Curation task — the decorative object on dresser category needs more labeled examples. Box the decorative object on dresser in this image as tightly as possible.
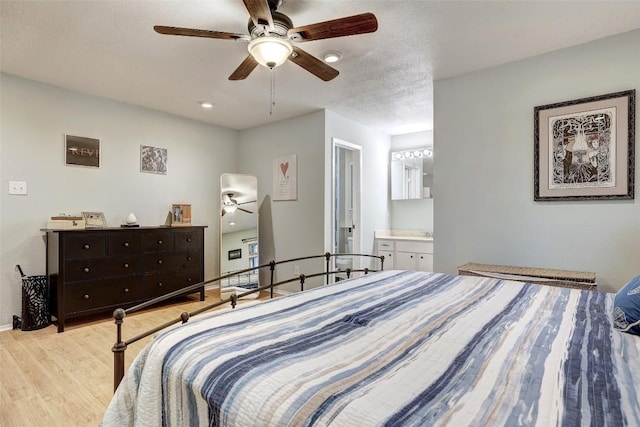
[47,215,86,230]
[171,204,192,226]
[457,262,596,290]
[43,226,206,332]
[121,212,139,228]
[81,211,107,228]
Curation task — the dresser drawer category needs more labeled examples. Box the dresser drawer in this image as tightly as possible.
[144,268,202,299]
[63,234,106,259]
[143,230,174,252]
[174,229,203,251]
[107,234,142,255]
[143,250,201,273]
[64,276,143,314]
[65,255,142,282]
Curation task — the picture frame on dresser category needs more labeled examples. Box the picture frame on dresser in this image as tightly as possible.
[534,89,635,201]
[82,211,107,228]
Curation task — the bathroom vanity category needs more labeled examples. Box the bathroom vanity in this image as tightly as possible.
[375,231,433,271]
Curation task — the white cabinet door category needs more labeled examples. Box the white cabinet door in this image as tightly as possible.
[378,251,394,270]
[417,253,433,272]
[395,252,417,270]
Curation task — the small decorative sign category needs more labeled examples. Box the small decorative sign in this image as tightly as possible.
[273,154,297,201]
[65,135,100,168]
[140,145,168,175]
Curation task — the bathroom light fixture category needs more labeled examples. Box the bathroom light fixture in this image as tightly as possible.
[322,51,342,63]
[199,101,213,109]
[248,37,293,68]
[392,148,434,160]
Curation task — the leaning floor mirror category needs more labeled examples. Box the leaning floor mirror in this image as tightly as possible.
[219,173,259,299]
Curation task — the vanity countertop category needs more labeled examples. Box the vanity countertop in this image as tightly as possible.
[375,230,433,242]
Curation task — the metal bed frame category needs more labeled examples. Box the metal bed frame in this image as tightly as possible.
[111,252,385,391]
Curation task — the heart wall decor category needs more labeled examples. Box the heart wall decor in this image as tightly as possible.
[273,154,297,201]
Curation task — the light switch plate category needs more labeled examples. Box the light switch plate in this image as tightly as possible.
[9,181,27,195]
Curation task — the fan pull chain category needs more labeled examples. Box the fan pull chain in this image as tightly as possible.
[269,69,276,115]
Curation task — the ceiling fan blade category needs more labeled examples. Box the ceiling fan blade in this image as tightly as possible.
[154,26,246,40]
[221,209,227,217]
[288,13,378,42]
[288,46,339,81]
[238,207,254,214]
[242,0,274,30]
[229,55,259,80]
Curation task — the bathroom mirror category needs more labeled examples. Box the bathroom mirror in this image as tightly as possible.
[219,173,258,298]
[391,148,433,200]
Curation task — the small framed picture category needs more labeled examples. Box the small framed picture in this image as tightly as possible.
[228,249,242,260]
[171,204,192,227]
[140,145,168,175]
[82,211,107,228]
[65,135,100,168]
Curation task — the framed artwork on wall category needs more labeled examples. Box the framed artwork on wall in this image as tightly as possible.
[140,145,168,175]
[228,248,242,260]
[65,134,100,168]
[534,89,635,201]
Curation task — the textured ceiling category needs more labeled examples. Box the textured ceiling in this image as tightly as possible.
[2,1,639,135]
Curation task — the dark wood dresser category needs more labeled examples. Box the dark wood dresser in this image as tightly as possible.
[44,226,206,332]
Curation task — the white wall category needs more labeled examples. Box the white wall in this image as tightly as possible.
[390,131,434,232]
[0,73,238,327]
[324,110,390,267]
[237,111,326,291]
[434,29,640,292]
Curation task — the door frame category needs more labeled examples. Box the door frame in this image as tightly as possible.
[331,138,363,271]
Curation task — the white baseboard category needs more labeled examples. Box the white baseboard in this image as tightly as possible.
[0,323,15,333]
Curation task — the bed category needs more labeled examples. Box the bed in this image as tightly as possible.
[101,269,640,426]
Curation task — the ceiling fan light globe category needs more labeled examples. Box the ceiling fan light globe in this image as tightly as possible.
[223,205,238,214]
[248,36,293,68]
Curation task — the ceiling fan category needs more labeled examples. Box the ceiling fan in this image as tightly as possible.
[154,0,378,81]
[222,193,255,216]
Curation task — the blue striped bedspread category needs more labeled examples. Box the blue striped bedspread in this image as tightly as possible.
[101,270,640,426]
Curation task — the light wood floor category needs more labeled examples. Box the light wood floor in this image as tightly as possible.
[0,289,268,426]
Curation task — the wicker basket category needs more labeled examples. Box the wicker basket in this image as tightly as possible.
[457,262,596,290]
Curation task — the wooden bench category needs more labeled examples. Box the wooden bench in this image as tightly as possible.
[457,262,596,291]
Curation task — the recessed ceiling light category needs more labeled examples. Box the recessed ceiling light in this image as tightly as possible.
[199,101,213,109]
[322,51,342,63]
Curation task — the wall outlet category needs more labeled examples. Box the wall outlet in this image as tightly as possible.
[9,181,27,195]
[294,265,300,275]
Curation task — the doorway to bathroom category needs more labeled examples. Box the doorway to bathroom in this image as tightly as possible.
[332,138,362,281]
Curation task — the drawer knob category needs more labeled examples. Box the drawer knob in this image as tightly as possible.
[83,244,90,250]
[187,278,192,282]
[157,240,163,245]
[124,288,129,293]
[157,282,163,287]
[123,242,129,247]
[187,238,192,242]
[83,294,90,300]
[157,259,163,265]
[410,255,414,259]
[83,267,90,273]
[123,263,129,268]
[187,256,192,261]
